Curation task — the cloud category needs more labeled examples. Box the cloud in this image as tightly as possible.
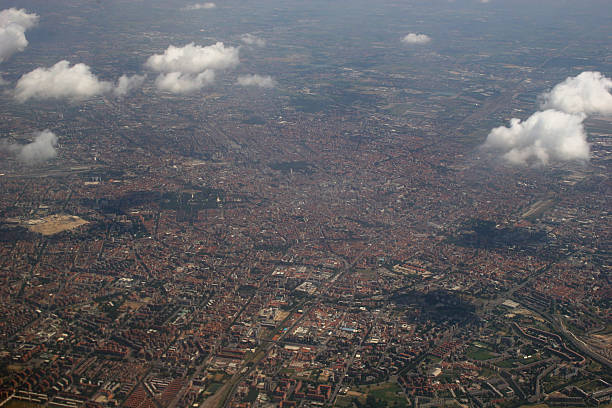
[401,33,431,45]
[483,110,589,166]
[15,61,113,102]
[114,74,145,97]
[146,42,239,93]
[155,70,215,94]
[17,130,58,164]
[540,71,612,116]
[0,8,39,63]
[1,130,58,165]
[241,34,266,47]
[146,42,239,74]
[237,74,276,88]
[482,72,612,166]
[14,61,144,102]
[0,8,38,28]
[182,2,216,10]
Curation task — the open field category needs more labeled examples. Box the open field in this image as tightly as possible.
[26,214,88,235]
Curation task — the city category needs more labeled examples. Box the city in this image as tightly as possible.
[0,0,610,407]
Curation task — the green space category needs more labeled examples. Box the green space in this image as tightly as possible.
[495,359,516,368]
[467,345,496,361]
[479,367,497,378]
[519,355,541,365]
[580,379,608,393]
[334,395,355,407]
[290,94,333,113]
[541,375,593,395]
[279,367,295,376]
[269,160,314,174]
[242,116,266,125]
[356,269,377,279]
[244,387,259,403]
[3,400,44,408]
[99,295,125,320]
[541,374,571,394]
[354,382,408,408]
[206,382,224,394]
[423,355,442,365]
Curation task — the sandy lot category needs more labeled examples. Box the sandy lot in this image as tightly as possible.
[26,214,88,235]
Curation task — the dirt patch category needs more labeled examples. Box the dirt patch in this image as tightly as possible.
[274,310,290,322]
[26,214,88,235]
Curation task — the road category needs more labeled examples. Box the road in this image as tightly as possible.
[550,313,612,370]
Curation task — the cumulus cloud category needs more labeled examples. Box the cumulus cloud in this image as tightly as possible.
[114,74,145,97]
[15,61,113,102]
[17,130,58,164]
[155,70,215,94]
[401,33,431,45]
[237,74,276,88]
[146,42,239,93]
[483,110,589,165]
[1,130,58,165]
[146,42,239,74]
[14,61,144,102]
[182,2,216,10]
[241,34,266,47]
[0,8,39,63]
[0,7,38,28]
[482,72,612,166]
[540,71,612,116]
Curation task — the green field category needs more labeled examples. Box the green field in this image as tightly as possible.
[467,346,496,360]
[206,382,224,394]
[495,359,517,368]
[355,382,408,408]
[3,400,44,408]
[335,395,355,407]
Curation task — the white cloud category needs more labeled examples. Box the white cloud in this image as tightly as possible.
[241,34,266,47]
[482,71,612,166]
[146,42,239,93]
[146,42,239,74]
[1,130,58,165]
[182,2,216,10]
[114,74,145,97]
[0,22,30,61]
[483,110,589,166]
[237,74,276,88]
[540,71,612,116]
[0,8,38,29]
[18,130,58,164]
[0,8,39,63]
[15,60,113,102]
[14,61,144,102]
[401,33,431,45]
[155,70,215,94]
